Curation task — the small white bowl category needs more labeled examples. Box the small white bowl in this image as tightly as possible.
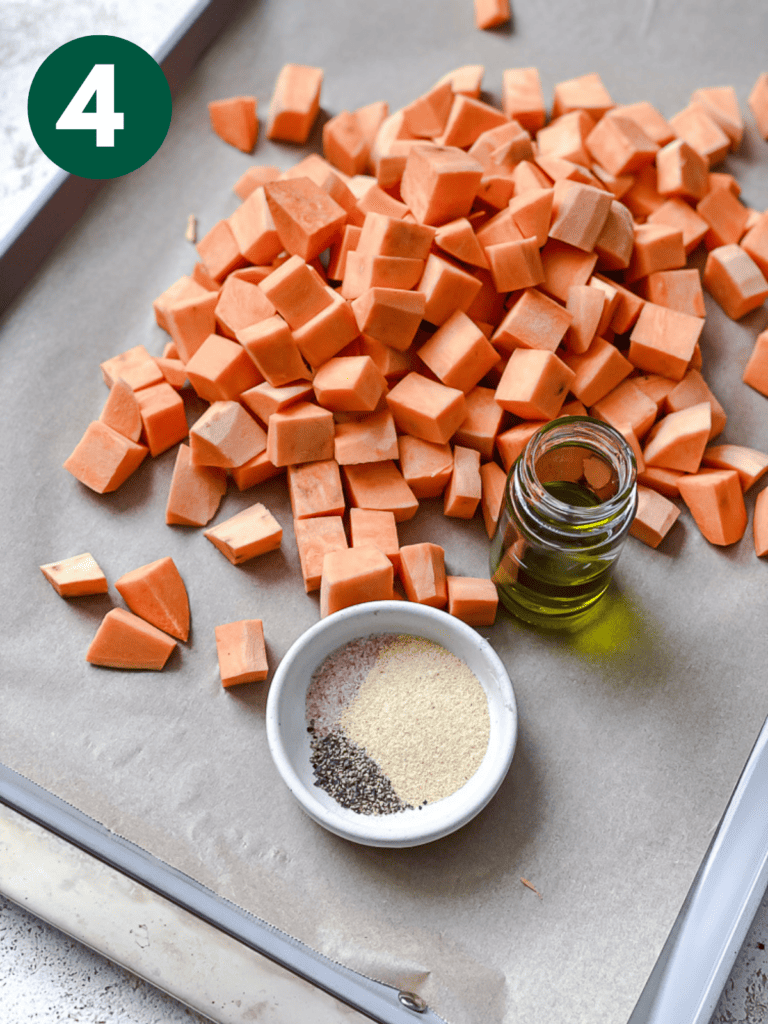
[265,601,517,848]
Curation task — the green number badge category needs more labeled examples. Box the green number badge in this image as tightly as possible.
[28,35,172,179]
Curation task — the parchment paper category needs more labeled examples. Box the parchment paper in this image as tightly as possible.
[2,2,768,1022]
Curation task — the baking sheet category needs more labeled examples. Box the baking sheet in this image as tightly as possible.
[2,1,768,1022]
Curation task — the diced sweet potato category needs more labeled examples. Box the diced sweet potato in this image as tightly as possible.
[444,445,482,519]
[64,421,148,493]
[334,410,399,465]
[492,288,573,355]
[99,377,142,442]
[561,337,632,408]
[320,546,394,617]
[215,619,268,686]
[643,402,712,473]
[446,576,498,625]
[204,503,283,564]
[190,401,266,468]
[312,356,386,412]
[452,385,506,459]
[349,507,400,575]
[86,608,176,671]
[115,557,190,642]
[701,444,768,491]
[495,349,575,420]
[209,96,258,153]
[501,68,546,133]
[266,64,323,143]
[677,468,747,545]
[342,460,419,522]
[480,460,507,538]
[417,310,499,392]
[703,244,768,320]
[294,516,348,591]
[398,542,447,607]
[386,371,467,444]
[400,145,484,226]
[397,435,454,498]
[287,459,345,519]
[266,400,335,467]
[754,488,768,557]
[185,334,262,403]
[264,178,346,262]
[629,484,681,549]
[165,443,226,526]
[628,301,703,381]
[40,553,108,597]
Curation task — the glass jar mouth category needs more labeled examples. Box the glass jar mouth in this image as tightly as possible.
[510,416,638,540]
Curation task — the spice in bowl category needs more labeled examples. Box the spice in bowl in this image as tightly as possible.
[306,633,490,815]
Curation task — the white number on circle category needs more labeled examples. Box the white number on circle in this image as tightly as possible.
[55,63,124,147]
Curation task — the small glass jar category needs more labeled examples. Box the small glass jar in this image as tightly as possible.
[489,416,638,630]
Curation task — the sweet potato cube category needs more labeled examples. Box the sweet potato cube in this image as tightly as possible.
[655,139,708,202]
[496,421,545,472]
[741,212,768,279]
[417,310,499,393]
[643,402,711,473]
[153,277,210,332]
[322,109,368,175]
[342,460,418,522]
[399,543,447,608]
[453,384,506,459]
[292,289,360,369]
[444,445,482,519]
[287,460,345,520]
[236,315,310,387]
[386,371,467,444]
[446,576,498,625]
[552,72,614,119]
[232,165,281,202]
[417,254,483,326]
[349,507,400,574]
[743,331,768,397]
[86,608,176,671]
[629,485,681,549]
[64,421,147,493]
[561,337,633,407]
[590,379,658,439]
[754,488,768,557]
[294,516,348,592]
[400,80,454,139]
[480,460,507,538]
[548,183,612,253]
[190,401,266,468]
[115,557,190,642]
[665,369,726,439]
[628,302,704,381]
[636,465,684,498]
[703,244,768,320]
[230,450,284,492]
[501,68,546,133]
[228,186,283,265]
[492,288,573,355]
[696,187,750,249]
[334,410,399,466]
[434,217,489,269]
[185,335,262,403]
[537,110,595,166]
[565,284,604,354]
[258,255,332,330]
[40,552,108,598]
[266,401,334,467]
[474,0,510,29]
[585,114,658,176]
[397,436,454,498]
[100,345,155,389]
[208,96,258,153]
[691,86,743,150]
[264,178,346,262]
[341,252,424,300]
[593,199,635,271]
[266,64,323,143]
[165,443,226,526]
[204,503,283,564]
[312,355,385,412]
[240,381,314,424]
[438,94,509,149]
[539,240,598,303]
[642,269,706,319]
[702,444,768,492]
[99,377,142,442]
[647,199,709,256]
[749,73,768,139]
[215,619,268,686]
[678,469,747,545]
[625,223,686,284]
[351,288,426,351]
[400,145,484,226]
[495,349,575,420]
[356,212,435,259]
[435,64,484,98]
[196,219,248,282]
[320,545,394,616]
[164,290,220,363]
[486,237,545,293]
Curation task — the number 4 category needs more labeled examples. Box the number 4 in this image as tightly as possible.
[56,64,124,147]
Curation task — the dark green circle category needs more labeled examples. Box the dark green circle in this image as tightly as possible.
[28,35,172,179]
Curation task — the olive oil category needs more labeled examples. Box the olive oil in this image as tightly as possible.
[490,418,637,630]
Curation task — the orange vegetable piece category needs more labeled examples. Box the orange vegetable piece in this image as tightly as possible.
[266,400,335,467]
[495,349,575,420]
[585,114,658,176]
[417,310,499,393]
[228,186,283,266]
[492,287,573,355]
[63,421,147,493]
[40,553,108,598]
[351,287,426,351]
[453,384,506,459]
[664,369,726,439]
[294,516,348,592]
[677,468,747,545]
[397,435,454,498]
[691,86,743,150]
[153,276,210,332]
[320,546,394,617]
[565,284,604,354]
[480,460,507,538]
[552,72,614,119]
[204,503,283,565]
[399,542,447,608]
[292,288,360,369]
[386,371,467,445]
[749,73,768,139]
[703,244,768,320]
[237,315,310,388]
[100,344,156,388]
[266,64,323,143]
[538,240,598,303]
[196,219,248,283]
[312,355,386,412]
[629,485,681,549]
[215,619,268,686]
[99,377,142,442]
[496,421,546,472]
[435,64,485,99]
[548,183,612,253]
[754,488,768,557]
[625,223,686,284]
[643,402,712,473]
[474,0,510,29]
[184,334,262,403]
[444,445,482,519]
[342,252,425,300]
[287,460,345,520]
[655,139,708,202]
[213,275,276,342]
[669,103,730,168]
[357,211,436,259]
[230,450,284,492]
[334,410,399,466]
[501,68,546,134]
[240,381,314,424]
[641,269,706,319]
[165,443,226,526]
[446,576,498,625]
[400,145,483,226]
[696,186,749,249]
[742,329,768,397]
[327,224,362,281]
[434,217,489,269]
[349,507,400,575]
[561,337,632,408]
[258,255,332,330]
[486,237,544,292]
[741,212,768,279]
[636,465,684,498]
[163,289,220,363]
[702,444,768,492]
[190,401,266,469]
[264,178,346,262]
[628,301,703,381]
[322,110,368,176]
[537,111,595,167]
[232,165,281,201]
[208,96,258,153]
[342,460,419,522]
[417,253,483,326]
[590,379,658,439]
[86,608,176,671]
[592,200,635,271]
[115,557,189,642]
[647,192,712,258]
